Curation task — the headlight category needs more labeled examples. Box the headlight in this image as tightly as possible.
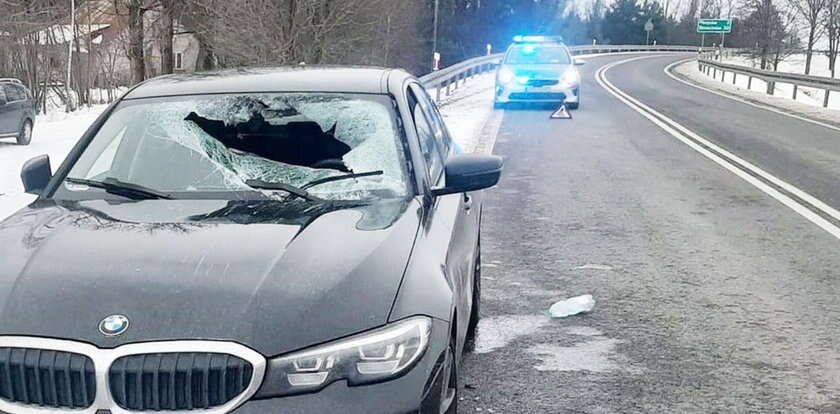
[561,69,579,86]
[265,317,431,396]
[497,67,514,84]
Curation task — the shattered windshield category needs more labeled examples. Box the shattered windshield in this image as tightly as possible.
[58,93,409,201]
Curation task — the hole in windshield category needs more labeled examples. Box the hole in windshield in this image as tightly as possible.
[59,93,409,201]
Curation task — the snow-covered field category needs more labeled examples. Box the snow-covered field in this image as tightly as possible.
[0,77,496,221]
[716,54,840,110]
[431,73,496,153]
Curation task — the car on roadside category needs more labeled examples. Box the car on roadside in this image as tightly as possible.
[0,78,36,145]
[0,66,501,414]
[494,36,584,109]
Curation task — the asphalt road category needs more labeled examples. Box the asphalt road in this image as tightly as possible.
[460,53,840,413]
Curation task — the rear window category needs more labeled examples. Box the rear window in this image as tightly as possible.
[504,45,571,65]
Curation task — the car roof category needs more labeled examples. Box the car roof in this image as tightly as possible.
[124,66,406,100]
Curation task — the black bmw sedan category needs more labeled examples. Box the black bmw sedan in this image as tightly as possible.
[0,67,501,413]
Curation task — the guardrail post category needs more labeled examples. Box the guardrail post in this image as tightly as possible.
[792,85,798,100]
[732,72,737,85]
[713,67,717,79]
[436,85,441,101]
[445,79,451,96]
[747,76,752,90]
[824,90,831,108]
[766,81,775,95]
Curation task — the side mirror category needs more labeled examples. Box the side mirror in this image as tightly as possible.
[574,58,587,66]
[432,154,503,197]
[21,155,52,195]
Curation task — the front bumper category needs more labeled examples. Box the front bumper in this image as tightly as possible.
[231,318,450,414]
[495,81,579,104]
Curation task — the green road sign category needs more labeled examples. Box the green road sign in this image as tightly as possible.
[697,19,732,33]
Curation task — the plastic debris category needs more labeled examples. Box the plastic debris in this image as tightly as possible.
[549,295,595,318]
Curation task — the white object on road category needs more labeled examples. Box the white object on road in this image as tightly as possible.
[549,295,595,318]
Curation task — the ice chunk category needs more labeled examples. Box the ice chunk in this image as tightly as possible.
[549,295,595,318]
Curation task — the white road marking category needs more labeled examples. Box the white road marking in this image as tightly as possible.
[596,56,840,241]
[663,58,840,134]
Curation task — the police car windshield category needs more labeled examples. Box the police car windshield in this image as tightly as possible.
[504,45,570,65]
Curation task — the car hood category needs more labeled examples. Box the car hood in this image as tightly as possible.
[501,63,573,79]
[0,197,421,356]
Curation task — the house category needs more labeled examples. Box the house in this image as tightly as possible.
[41,0,205,86]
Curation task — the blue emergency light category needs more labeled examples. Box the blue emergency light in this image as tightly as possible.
[513,35,563,43]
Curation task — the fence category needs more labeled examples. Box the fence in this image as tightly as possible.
[698,54,840,108]
[419,45,713,101]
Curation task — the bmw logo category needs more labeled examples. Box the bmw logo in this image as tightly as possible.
[99,315,130,337]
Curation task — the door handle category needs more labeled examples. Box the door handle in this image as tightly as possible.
[463,194,472,214]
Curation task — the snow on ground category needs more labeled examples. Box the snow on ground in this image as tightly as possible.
[0,105,107,220]
[0,77,497,221]
[428,72,496,153]
[674,60,840,128]
[714,54,840,111]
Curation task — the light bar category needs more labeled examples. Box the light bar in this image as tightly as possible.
[513,35,563,43]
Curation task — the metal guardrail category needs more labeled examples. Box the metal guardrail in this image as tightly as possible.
[568,45,713,54]
[419,54,503,101]
[419,45,713,101]
[698,54,840,107]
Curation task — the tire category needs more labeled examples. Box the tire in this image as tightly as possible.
[464,241,481,354]
[567,101,579,110]
[441,339,459,414]
[16,120,32,145]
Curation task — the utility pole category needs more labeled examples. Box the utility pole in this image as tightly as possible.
[432,0,439,71]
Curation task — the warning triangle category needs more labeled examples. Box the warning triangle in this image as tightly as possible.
[550,104,572,119]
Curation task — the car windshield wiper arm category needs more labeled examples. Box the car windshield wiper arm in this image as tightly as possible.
[244,179,320,201]
[65,177,174,200]
[301,170,384,191]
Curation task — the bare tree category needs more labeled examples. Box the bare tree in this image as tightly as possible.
[741,0,799,69]
[125,0,145,84]
[788,0,827,74]
[825,0,840,77]
[181,0,364,66]
[158,0,175,74]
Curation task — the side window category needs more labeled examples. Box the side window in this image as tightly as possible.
[16,86,30,101]
[12,86,26,102]
[2,85,18,102]
[410,84,453,156]
[407,87,444,184]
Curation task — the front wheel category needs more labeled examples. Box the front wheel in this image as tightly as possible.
[464,242,480,353]
[16,120,32,145]
[567,101,579,110]
[441,339,459,414]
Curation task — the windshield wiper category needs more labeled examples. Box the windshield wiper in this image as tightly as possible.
[301,170,384,191]
[65,177,174,200]
[244,179,320,201]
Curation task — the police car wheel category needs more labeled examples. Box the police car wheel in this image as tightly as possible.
[567,102,579,110]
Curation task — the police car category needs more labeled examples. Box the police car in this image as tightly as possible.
[494,36,584,109]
